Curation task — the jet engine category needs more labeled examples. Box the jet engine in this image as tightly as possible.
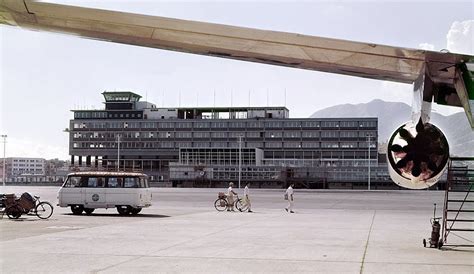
[387,119,449,189]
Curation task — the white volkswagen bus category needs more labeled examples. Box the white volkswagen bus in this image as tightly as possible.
[58,172,152,215]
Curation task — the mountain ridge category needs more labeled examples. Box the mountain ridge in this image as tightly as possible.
[310,100,474,156]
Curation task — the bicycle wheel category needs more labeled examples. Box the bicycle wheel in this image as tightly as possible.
[35,202,54,219]
[6,205,22,219]
[214,198,227,212]
[235,199,245,212]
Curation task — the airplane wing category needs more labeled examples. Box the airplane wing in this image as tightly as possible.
[1,0,473,128]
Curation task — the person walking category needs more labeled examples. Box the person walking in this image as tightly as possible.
[226,182,237,212]
[243,182,253,213]
[285,183,295,213]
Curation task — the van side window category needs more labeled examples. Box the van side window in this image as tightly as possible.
[80,177,89,187]
[97,177,105,187]
[139,178,148,188]
[87,177,98,187]
[107,177,121,188]
[124,177,138,188]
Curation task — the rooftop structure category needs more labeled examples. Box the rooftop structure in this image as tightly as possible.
[74,91,289,120]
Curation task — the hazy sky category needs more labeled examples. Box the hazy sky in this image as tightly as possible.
[0,0,473,160]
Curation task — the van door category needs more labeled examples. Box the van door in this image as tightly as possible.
[139,177,152,206]
[122,177,140,206]
[84,177,107,208]
[58,176,85,207]
[105,177,126,206]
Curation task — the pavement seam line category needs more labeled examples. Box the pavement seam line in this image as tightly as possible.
[15,251,474,267]
[92,255,142,274]
[360,210,376,274]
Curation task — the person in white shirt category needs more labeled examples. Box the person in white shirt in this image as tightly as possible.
[243,183,253,213]
[226,182,237,212]
[285,183,295,213]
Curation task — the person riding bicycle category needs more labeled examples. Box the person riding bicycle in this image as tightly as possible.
[226,182,237,212]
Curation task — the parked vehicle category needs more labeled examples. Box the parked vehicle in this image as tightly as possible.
[1,192,54,220]
[58,172,152,215]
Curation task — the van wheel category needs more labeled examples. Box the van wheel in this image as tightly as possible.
[84,208,95,215]
[71,205,84,215]
[117,206,131,215]
[130,208,142,215]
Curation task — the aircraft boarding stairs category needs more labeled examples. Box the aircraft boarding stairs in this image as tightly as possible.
[441,157,474,248]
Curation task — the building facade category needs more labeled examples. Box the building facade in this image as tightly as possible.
[4,157,46,177]
[0,158,69,183]
[69,91,381,188]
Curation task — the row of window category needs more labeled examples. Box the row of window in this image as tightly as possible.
[12,159,43,163]
[73,120,377,130]
[74,112,108,119]
[12,164,43,167]
[64,176,148,188]
[12,168,44,171]
[72,141,377,149]
[72,130,376,139]
[74,112,143,119]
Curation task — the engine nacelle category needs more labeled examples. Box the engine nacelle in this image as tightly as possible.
[387,120,449,189]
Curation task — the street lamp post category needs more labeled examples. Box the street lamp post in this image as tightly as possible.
[367,134,372,191]
[238,134,243,189]
[1,135,7,188]
[116,134,121,172]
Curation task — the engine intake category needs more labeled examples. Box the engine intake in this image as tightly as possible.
[387,119,449,189]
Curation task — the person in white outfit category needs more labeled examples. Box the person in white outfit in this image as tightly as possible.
[226,182,237,212]
[285,183,295,213]
[243,183,253,213]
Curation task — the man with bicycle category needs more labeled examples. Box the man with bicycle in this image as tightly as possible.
[226,182,238,212]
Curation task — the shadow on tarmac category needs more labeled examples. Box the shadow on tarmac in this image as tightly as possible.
[440,247,474,253]
[61,213,170,218]
[1,218,45,222]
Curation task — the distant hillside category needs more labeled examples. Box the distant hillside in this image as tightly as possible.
[310,99,474,157]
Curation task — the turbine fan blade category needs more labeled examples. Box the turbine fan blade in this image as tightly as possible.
[390,144,404,152]
[416,118,425,133]
[412,159,421,177]
[399,128,414,143]
[428,161,438,172]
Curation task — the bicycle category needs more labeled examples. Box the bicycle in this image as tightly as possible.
[2,193,54,220]
[214,192,244,212]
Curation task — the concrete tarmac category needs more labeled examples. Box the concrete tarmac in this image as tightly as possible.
[1,186,473,273]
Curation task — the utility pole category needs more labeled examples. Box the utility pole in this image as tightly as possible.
[117,134,121,172]
[367,134,371,191]
[1,134,7,188]
[238,134,243,189]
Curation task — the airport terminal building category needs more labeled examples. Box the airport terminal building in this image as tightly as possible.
[69,91,388,188]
